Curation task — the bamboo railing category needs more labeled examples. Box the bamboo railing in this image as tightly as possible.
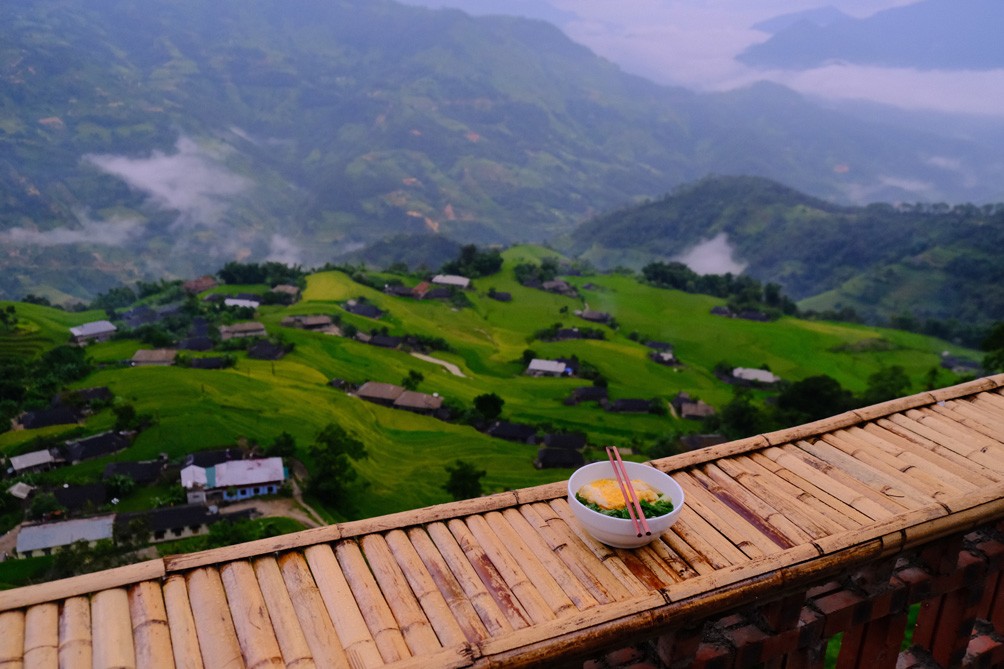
[1,374,1003,668]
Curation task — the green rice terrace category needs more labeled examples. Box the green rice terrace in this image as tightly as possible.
[0,246,983,563]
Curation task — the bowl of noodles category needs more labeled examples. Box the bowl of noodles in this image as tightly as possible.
[567,460,684,548]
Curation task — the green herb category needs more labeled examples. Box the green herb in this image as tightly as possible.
[576,494,674,519]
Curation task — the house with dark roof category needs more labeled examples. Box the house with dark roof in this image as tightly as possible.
[534,447,585,469]
[15,405,81,430]
[368,334,402,349]
[183,448,244,469]
[219,322,266,340]
[103,459,166,485]
[130,349,178,367]
[541,432,587,451]
[710,305,733,317]
[488,291,512,302]
[178,336,214,351]
[607,398,654,413]
[383,284,416,298]
[62,431,130,464]
[183,275,218,294]
[651,350,678,366]
[247,340,287,360]
[116,504,226,544]
[344,300,383,319]
[678,434,728,451]
[541,280,576,297]
[187,357,229,370]
[121,306,158,329]
[15,515,115,558]
[578,309,610,324]
[486,422,537,444]
[281,315,334,331]
[355,382,405,407]
[52,483,108,513]
[53,386,113,408]
[564,386,609,406]
[271,284,301,302]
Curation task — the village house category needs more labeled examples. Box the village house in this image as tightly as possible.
[182,275,217,294]
[103,459,167,486]
[180,457,286,504]
[13,405,81,431]
[564,386,609,406]
[281,314,334,331]
[488,290,512,302]
[486,421,537,444]
[541,279,576,297]
[526,358,567,377]
[183,448,245,469]
[431,274,471,289]
[15,515,115,558]
[247,340,287,360]
[672,392,717,420]
[52,483,108,514]
[383,284,416,298]
[607,398,655,413]
[187,356,229,369]
[651,350,678,366]
[6,481,34,501]
[270,284,301,302]
[130,348,178,367]
[69,320,117,345]
[344,300,384,319]
[7,449,61,476]
[219,322,267,340]
[224,297,260,310]
[540,432,587,451]
[63,431,130,464]
[733,367,782,385]
[355,382,405,407]
[116,505,231,544]
[534,447,585,469]
[393,391,443,415]
[578,309,611,324]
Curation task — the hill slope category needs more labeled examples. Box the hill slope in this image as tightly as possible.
[3,0,1004,302]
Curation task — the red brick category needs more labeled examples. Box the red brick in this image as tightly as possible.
[714,613,746,629]
[606,647,645,666]
[806,581,843,599]
[693,641,732,669]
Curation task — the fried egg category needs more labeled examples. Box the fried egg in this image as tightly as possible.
[577,478,660,510]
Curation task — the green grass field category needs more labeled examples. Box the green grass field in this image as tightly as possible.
[0,250,980,522]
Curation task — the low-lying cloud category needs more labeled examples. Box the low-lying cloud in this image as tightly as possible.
[84,136,249,228]
[0,211,145,247]
[674,232,747,275]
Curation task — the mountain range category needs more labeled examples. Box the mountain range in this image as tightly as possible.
[2,0,1003,315]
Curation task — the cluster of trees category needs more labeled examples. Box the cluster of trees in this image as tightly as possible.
[217,261,306,287]
[0,346,92,431]
[513,257,559,286]
[439,244,503,278]
[641,261,797,318]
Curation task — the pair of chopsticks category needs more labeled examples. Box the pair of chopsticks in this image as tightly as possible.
[605,446,651,537]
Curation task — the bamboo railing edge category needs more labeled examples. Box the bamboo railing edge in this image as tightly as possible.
[1,373,1001,614]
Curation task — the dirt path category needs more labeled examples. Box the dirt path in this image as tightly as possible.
[227,475,326,528]
[411,352,466,377]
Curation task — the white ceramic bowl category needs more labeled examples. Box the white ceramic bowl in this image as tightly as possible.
[567,460,685,548]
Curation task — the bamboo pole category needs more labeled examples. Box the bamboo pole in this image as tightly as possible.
[936,400,1004,436]
[669,511,749,567]
[58,596,91,669]
[128,581,174,669]
[849,425,983,492]
[0,560,165,614]
[883,414,1001,470]
[335,541,410,664]
[652,528,715,576]
[836,427,968,495]
[545,499,649,596]
[219,561,284,669]
[908,408,1004,453]
[875,417,1004,481]
[405,526,494,643]
[383,530,468,648]
[0,610,24,669]
[515,503,630,604]
[423,522,518,637]
[251,557,316,669]
[23,602,58,669]
[160,575,203,669]
[445,518,541,626]
[277,552,350,669]
[768,445,904,518]
[357,534,442,655]
[737,454,860,531]
[469,512,575,619]
[185,568,242,669]
[674,471,771,558]
[91,589,136,669]
[303,544,384,669]
[500,507,600,611]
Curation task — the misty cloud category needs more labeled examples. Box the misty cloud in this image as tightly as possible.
[0,212,145,248]
[266,234,306,266]
[674,233,747,275]
[85,137,249,228]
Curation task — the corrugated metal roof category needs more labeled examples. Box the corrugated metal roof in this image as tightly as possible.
[1,375,1003,668]
[8,449,56,472]
[15,515,115,554]
[68,320,117,338]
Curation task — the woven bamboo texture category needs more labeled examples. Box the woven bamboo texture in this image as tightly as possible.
[2,375,1004,668]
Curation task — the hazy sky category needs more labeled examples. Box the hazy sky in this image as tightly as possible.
[400,0,1004,116]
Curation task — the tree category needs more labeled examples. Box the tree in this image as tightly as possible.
[443,460,486,501]
[705,387,772,440]
[265,432,296,458]
[861,366,911,405]
[402,370,424,391]
[113,403,137,430]
[775,375,853,425]
[982,322,1004,373]
[307,423,368,514]
[473,393,504,422]
[105,474,136,500]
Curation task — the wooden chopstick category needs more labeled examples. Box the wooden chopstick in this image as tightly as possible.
[606,446,651,537]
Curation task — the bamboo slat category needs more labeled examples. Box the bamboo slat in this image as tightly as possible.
[516,503,631,604]
[442,519,536,628]
[185,568,242,669]
[821,432,957,501]
[335,541,411,664]
[160,575,203,669]
[694,464,811,547]
[219,561,284,669]
[668,511,749,567]
[91,589,135,669]
[57,596,90,669]
[276,552,351,669]
[0,610,24,669]
[422,523,517,637]
[128,581,173,669]
[251,557,316,669]
[874,417,1004,481]
[357,534,442,655]
[909,408,1004,452]
[849,424,983,492]
[471,512,575,619]
[545,499,650,595]
[673,472,771,558]
[715,458,841,537]
[736,454,860,532]
[23,603,57,669]
[937,400,1004,436]
[773,444,906,518]
[884,414,1001,470]
[383,530,468,648]
[500,507,600,611]
[303,544,383,669]
[0,560,165,614]
[654,527,718,576]
[404,527,495,642]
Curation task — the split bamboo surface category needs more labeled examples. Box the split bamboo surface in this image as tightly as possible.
[2,375,1004,669]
